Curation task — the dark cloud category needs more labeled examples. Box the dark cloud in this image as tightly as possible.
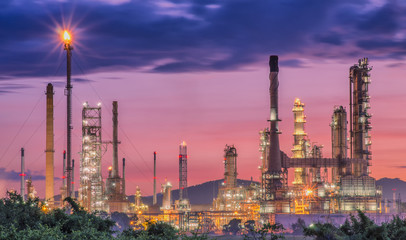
[314,32,343,46]
[386,62,406,68]
[73,78,93,83]
[356,2,400,34]
[0,0,405,76]
[0,83,31,94]
[0,168,47,181]
[279,59,306,68]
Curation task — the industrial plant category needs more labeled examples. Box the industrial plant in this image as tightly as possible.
[11,29,388,233]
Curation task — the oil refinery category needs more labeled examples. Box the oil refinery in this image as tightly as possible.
[12,30,385,232]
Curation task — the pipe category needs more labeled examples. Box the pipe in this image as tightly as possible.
[64,39,73,198]
[268,55,282,173]
[122,158,126,196]
[20,148,25,201]
[264,55,283,200]
[63,150,66,190]
[71,159,74,198]
[153,152,157,205]
[112,101,119,178]
[45,83,54,203]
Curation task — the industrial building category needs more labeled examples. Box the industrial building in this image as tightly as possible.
[79,102,105,211]
[259,56,381,217]
[30,30,385,233]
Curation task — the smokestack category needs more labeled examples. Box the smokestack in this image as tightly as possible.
[20,148,25,201]
[179,141,188,200]
[45,83,54,204]
[64,32,73,198]
[153,152,157,205]
[71,159,74,198]
[112,101,119,178]
[265,55,282,200]
[268,55,282,172]
[122,158,126,196]
[63,150,66,189]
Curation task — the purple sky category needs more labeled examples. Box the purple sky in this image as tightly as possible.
[0,0,406,198]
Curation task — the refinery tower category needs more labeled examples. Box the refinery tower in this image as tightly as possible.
[175,141,191,211]
[260,56,380,216]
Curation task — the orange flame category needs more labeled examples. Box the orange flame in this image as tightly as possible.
[63,31,71,43]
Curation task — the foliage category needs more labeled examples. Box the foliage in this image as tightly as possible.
[179,231,209,240]
[243,222,285,240]
[223,218,242,235]
[0,192,115,240]
[119,220,178,239]
[291,217,305,235]
[303,210,406,240]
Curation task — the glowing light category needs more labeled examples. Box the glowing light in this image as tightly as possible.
[305,189,313,196]
[108,166,112,171]
[63,31,71,43]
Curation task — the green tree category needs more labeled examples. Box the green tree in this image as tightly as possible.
[243,222,285,240]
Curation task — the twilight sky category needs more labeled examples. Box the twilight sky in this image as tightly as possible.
[0,0,405,198]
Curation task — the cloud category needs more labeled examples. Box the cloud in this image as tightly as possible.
[0,83,31,95]
[73,78,93,83]
[0,0,405,76]
[279,59,306,68]
[0,168,47,181]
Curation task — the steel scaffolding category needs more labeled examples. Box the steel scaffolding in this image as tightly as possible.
[80,102,104,212]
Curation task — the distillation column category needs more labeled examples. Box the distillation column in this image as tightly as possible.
[45,83,55,204]
[224,145,237,188]
[292,98,309,186]
[350,58,372,176]
[331,106,348,183]
[162,180,172,210]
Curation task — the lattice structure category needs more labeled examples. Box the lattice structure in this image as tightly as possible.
[224,145,237,188]
[80,102,104,212]
[350,58,372,176]
[292,98,311,186]
[179,141,188,200]
[331,106,348,183]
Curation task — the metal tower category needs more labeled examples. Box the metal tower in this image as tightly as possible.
[179,141,188,200]
[153,151,157,205]
[224,145,237,188]
[349,58,372,176]
[45,83,55,204]
[292,98,310,186]
[331,106,348,183]
[105,101,128,213]
[63,31,73,198]
[264,55,283,201]
[80,102,104,211]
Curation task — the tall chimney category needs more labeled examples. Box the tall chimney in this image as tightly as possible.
[153,151,157,205]
[20,148,25,201]
[63,150,66,190]
[122,158,126,196]
[45,83,54,203]
[64,33,73,198]
[71,159,75,198]
[266,55,282,200]
[112,101,119,178]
